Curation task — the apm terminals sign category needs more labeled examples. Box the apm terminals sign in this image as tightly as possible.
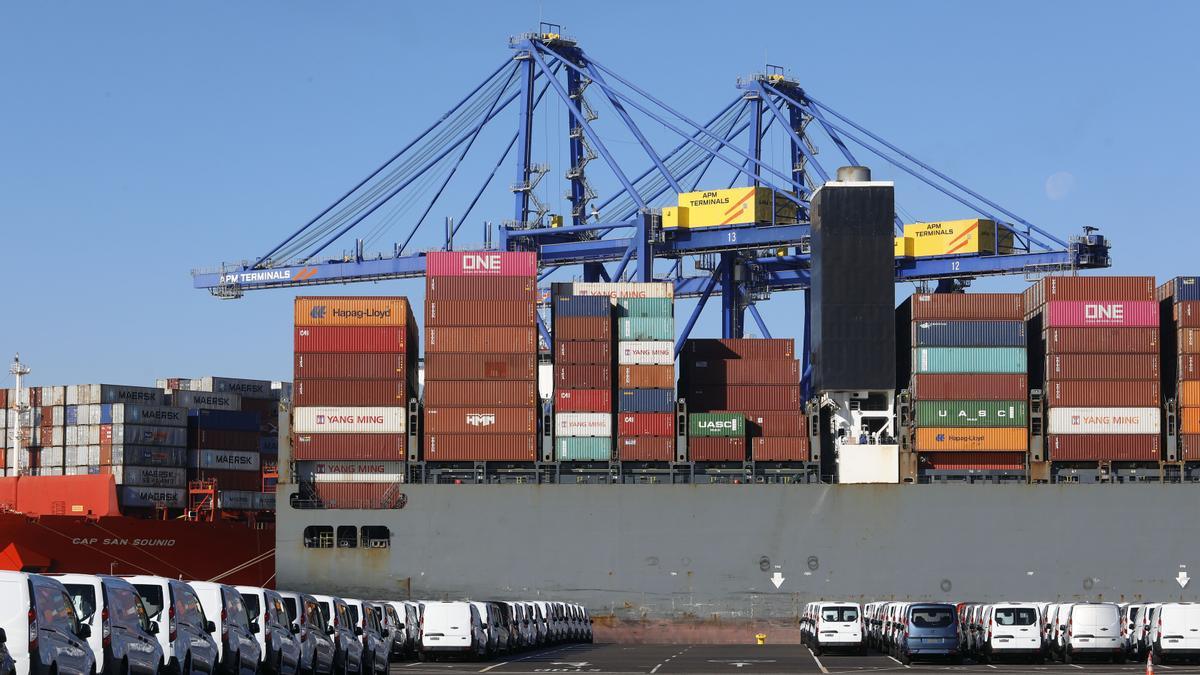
[219,266,319,285]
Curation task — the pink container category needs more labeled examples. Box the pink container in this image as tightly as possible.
[425,251,537,277]
[1044,301,1158,327]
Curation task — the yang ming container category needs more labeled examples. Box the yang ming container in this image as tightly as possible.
[1044,327,1160,354]
[681,338,795,360]
[423,353,537,381]
[555,437,612,461]
[617,317,674,341]
[914,401,1027,427]
[427,300,536,327]
[554,389,612,413]
[425,407,536,434]
[1047,434,1161,461]
[423,433,537,461]
[910,293,1024,320]
[1047,380,1160,407]
[688,437,745,461]
[915,428,1028,452]
[912,321,1025,347]
[1046,407,1161,434]
[913,347,1026,374]
[295,326,407,353]
[568,281,674,301]
[294,353,410,380]
[554,413,613,437]
[422,381,537,407]
[910,374,1028,400]
[292,407,406,434]
[616,341,674,366]
[1045,354,1159,380]
[426,327,537,353]
[617,389,675,413]
[425,276,536,301]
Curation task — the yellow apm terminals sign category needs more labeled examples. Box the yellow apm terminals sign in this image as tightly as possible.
[669,187,798,229]
[902,219,1014,257]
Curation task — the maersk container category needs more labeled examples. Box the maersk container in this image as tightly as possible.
[189,449,262,472]
[1046,407,1161,434]
[100,404,187,427]
[617,389,675,413]
[118,486,186,509]
[617,317,674,341]
[105,466,186,488]
[189,376,278,400]
[555,437,612,461]
[616,297,673,318]
[554,413,613,438]
[67,384,164,406]
[617,341,674,366]
[64,406,78,426]
[914,401,1027,428]
[912,320,1025,347]
[171,390,243,412]
[105,446,186,467]
[1044,300,1158,328]
[189,409,261,432]
[292,407,406,434]
[104,425,188,447]
[217,490,264,511]
[553,295,611,318]
[913,347,1026,374]
[688,413,745,438]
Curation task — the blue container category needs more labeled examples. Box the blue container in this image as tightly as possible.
[913,347,1027,374]
[618,388,675,413]
[554,295,611,318]
[913,320,1025,347]
[259,435,280,452]
[1172,277,1200,302]
[188,409,261,432]
[65,405,79,426]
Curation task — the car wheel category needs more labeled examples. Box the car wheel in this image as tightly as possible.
[900,651,912,666]
[1063,647,1072,664]
[811,645,821,657]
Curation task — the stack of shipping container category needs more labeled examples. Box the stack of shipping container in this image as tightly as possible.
[552,289,614,461]
[292,297,417,507]
[902,293,1029,474]
[423,251,540,462]
[1157,277,1199,461]
[1027,277,1162,463]
[681,338,807,462]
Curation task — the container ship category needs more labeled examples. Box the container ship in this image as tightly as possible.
[0,368,282,587]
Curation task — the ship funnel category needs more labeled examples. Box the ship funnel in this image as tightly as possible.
[836,165,871,182]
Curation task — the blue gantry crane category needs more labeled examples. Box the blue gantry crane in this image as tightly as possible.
[192,24,1111,383]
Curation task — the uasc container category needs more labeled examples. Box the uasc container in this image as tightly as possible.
[688,412,745,438]
[914,401,1027,428]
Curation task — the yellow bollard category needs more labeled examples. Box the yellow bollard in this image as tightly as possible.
[755,633,766,645]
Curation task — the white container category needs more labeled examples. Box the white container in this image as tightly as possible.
[118,486,186,508]
[1048,407,1161,434]
[51,406,65,426]
[567,281,674,302]
[312,471,404,483]
[296,460,406,482]
[171,390,242,411]
[70,384,165,406]
[292,407,407,434]
[108,466,187,488]
[41,387,66,406]
[217,490,260,510]
[555,413,613,438]
[617,341,675,365]
[189,449,262,472]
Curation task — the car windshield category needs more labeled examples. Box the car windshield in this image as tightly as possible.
[995,607,1037,626]
[317,601,331,623]
[911,607,954,628]
[64,584,97,622]
[134,584,165,620]
[283,597,297,623]
[242,594,261,620]
[822,606,859,622]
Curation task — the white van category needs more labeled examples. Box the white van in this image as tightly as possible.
[980,603,1042,662]
[1153,602,1200,662]
[0,572,96,675]
[189,582,260,675]
[1061,602,1125,663]
[54,574,163,675]
[419,602,485,661]
[809,602,863,655]
[235,587,300,675]
[123,576,219,675]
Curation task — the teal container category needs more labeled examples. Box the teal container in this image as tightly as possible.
[617,297,674,318]
[556,437,612,461]
[913,347,1027,374]
[618,317,674,341]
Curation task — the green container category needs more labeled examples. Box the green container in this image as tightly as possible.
[555,437,612,461]
[617,297,674,318]
[618,317,674,341]
[914,400,1027,428]
[913,347,1026,374]
[689,412,745,438]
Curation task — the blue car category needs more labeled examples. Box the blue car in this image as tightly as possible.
[899,603,962,665]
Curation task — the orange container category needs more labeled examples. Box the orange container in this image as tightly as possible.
[618,365,675,389]
[915,427,1028,452]
[1182,407,1200,435]
[294,296,412,327]
[1181,381,1200,407]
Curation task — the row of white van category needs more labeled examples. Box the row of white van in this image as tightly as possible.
[0,570,593,675]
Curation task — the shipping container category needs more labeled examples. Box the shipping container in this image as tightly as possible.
[1184,355,1200,380]
[104,446,187,467]
[555,341,612,365]
[187,376,279,399]
[1044,327,1160,354]
[683,359,799,385]
[1179,302,1200,329]
[294,297,411,327]
[1047,380,1160,407]
[1181,381,1200,407]
[741,412,806,438]
[171,390,243,412]
[101,425,188,447]
[294,379,408,406]
[1158,277,1200,302]
[616,297,673,318]
[425,407,537,434]
[918,452,1025,471]
[688,437,746,462]
[423,433,537,461]
[555,437,612,462]
[910,293,1024,320]
[682,338,795,360]
[910,374,1029,400]
[425,250,537,277]
[423,353,537,381]
[1027,276,1155,306]
[117,486,186,509]
[914,428,1029,452]
[294,353,410,380]
[68,384,164,406]
[616,341,674,366]
[98,466,186,488]
[554,389,612,413]
[1182,435,1200,462]
[914,401,1027,428]
[1044,300,1158,328]
[189,409,261,432]
[295,326,407,353]
[553,295,611,318]
[295,460,406,481]
[425,275,537,301]
[554,413,613,438]
[188,468,263,492]
[1047,407,1161,434]
[1182,329,1200,355]
[616,436,675,461]
[617,317,674,341]
[912,320,1025,347]
[688,412,745,438]
[617,389,676,413]
[554,365,611,390]
[188,449,262,472]
[617,413,674,437]
[567,282,674,301]
[99,404,188,427]
[617,365,675,389]
[1182,407,1200,435]
[1047,434,1161,461]
[686,386,801,412]
[190,429,261,452]
[422,380,538,407]
[1045,354,1159,380]
[913,347,1027,374]
[426,326,537,354]
[553,317,612,342]
[290,433,405,461]
[309,482,404,510]
[292,407,406,434]
[217,490,270,511]
[751,437,810,462]
[427,300,536,327]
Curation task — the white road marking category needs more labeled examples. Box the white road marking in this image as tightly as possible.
[649,664,662,674]
[807,647,829,674]
[987,665,998,669]
[477,661,509,673]
[1069,664,1083,669]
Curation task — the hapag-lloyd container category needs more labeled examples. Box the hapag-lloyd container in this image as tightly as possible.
[554,365,611,389]
[424,353,537,381]
[425,407,536,434]
[617,389,675,413]
[1048,380,1160,407]
[912,321,1025,347]
[914,401,1027,428]
[426,300,536,327]
[617,413,674,437]
[554,389,612,413]
[554,317,612,341]
[294,297,412,327]
[556,341,612,365]
[919,452,1025,471]
[617,317,674,341]
[1044,327,1160,354]
[1178,301,1200,328]
[1044,301,1158,327]
[425,250,537,277]
[914,347,1027,374]
[618,365,674,389]
[689,437,746,461]
[910,374,1029,401]
[1046,407,1161,434]
[294,380,407,406]
[1047,434,1161,461]
[688,386,802,412]
[1045,354,1159,380]
[426,327,537,353]
[915,428,1028,451]
[290,433,405,461]
[423,433,537,461]
[425,276,536,301]
[617,436,675,461]
[99,404,187,427]
[295,326,407,353]
[555,437,612,461]
[189,449,262,472]
[616,341,674,365]
[292,407,406,434]
[751,437,809,461]
[568,282,674,301]
[682,338,794,360]
[684,359,800,385]
[910,293,1024,320]
[294,353,409,380]
[422,381,537,407]
[688,412,744,438]
[554,413,613,437]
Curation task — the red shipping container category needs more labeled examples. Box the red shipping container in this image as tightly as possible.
[1044,301,1157,328]
[751,437,810,462]
[423,354,537,381]
[192,429,261,452]
[426,300,536,327]
[1179,302,1200,329]
[1182,435,1200,462]
[687,386,801,412]
[618,413,674,437]
[1181,329,1200,354]
[1045,354,1159,380]
[554,365,611,390]
[555,390,612,413]
[684,359,799,385]
[425,326,537,354]
[1047,434,1161,461]
[240,398,280,417]
[617,436,675,462]
[190,469,262,492]
[425,251,537,277]
[910,374,1028,400]
[1184,355,1200,381]
[294,353,409,380]
[617,365,675,389]
[554,317,612,341]
[291,433,406,461]
[1028,276,1155,307]
[295,326,407,353]
[689,437,746,461]
[1044,327,1159,354]
[555,340,612,365]
[0,389,6,408]
[682,339,794,360]
[422,381,538,407]
[426,276,537,301]
[423,433,537,461]
[910,293,1024,320]
[294,379,408,406]
[1046,380,1159,407]
[424,407,536,434]
[739,412,807,438]
[311,482,404,510]
[918,452,1025,471]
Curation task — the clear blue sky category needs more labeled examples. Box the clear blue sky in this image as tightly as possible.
[3,1,1198,387]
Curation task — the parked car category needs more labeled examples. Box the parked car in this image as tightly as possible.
[1152,602,1200,663]
[275,592,333,675]
[1059,602,1125,664]
[418,602,486,661]
[310,596,360,675]
[1,627,15,675]
[377,603,405,661]
[895,603,960,665]
[978,603,1042,663]
[124,576,219,675]
[809,602,863,656]
[236,587,300,675]
[188,582,260,675]
[0,571,97,675]
[342,601,386,675]
[55,574,164,675]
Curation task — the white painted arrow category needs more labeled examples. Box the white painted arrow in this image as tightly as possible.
[1177,571,1191,588]
[552,663,591,669]
[770,571,785,588]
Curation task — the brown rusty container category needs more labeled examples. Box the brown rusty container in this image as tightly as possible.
[423,353,537,381]
[293,379,408,406]
[919,452,1025,471]
[751,437,810,462]
[422,380,538,407]
[686,385,801,412]
[1044,327,1160,354]
[616,436,675,461]
[189,469,262,492]
[1046,380,1160,407]
[618,365,675,389]
[291,433,405,461]
[683,359,799,385]
[1183,355,1200,381]
[681,338,794,360]
[191,429,261,452]
[1181,329,1200,354]
[1182,435,1200,462]
[424,407,537,434]
[688,437,746,462]
[617,413,675,437]
[295,326,408,353]
[425,276,537,301]
[1026,276,1156,310]
[910,293,1024,320]
[1045,354,1159,380]
[1047,434,1161,461]
[554,316,612,341]
[425,326,537,353]
[555,340,612,365]
[738,412,807,438]
[294,353,409,380]
[1179,302,1200,329]
[426,300,536,327]
[554,365,612,390]
[423,433,537,462]
[910,374,1028,400]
